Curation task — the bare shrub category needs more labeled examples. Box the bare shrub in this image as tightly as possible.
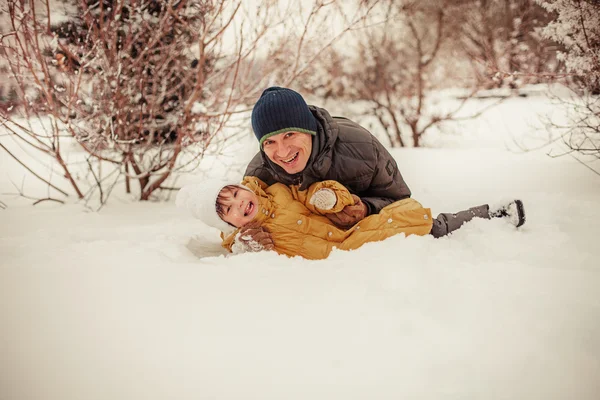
[1,0,385,205]
[317,0,497,147]
[455,0,560,88]
[557,93,600,158]
[0,0,282,205]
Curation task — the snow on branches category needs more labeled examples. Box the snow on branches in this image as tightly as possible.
[535,0,600,157]
[0,0,281,204]
[537,0,600,93]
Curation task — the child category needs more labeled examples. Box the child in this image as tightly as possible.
[177,176,525,260]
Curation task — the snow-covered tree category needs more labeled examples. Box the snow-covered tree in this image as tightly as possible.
[537,0,600,93]
[535,0,600,158]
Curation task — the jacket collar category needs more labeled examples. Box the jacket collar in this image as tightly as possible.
[245,179,276,226]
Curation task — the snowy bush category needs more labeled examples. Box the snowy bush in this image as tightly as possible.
[0,0,284,204]
[1,0,385,205]
[48,0,231,200]
[537,0,600,93]
[535,0,600,157]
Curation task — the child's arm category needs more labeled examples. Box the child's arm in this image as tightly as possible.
[220,230,236,253]
[292,181,355,215]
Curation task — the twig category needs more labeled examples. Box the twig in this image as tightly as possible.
[0,143,69,197]
[5,179,66,205]
[33,197,65,205]
[86,157,104,204]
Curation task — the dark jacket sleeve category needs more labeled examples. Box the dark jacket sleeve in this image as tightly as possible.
[360,137,411,215]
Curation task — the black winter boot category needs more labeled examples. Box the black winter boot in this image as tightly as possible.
[489,200,526,227]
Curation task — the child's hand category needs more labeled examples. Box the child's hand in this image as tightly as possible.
[309,188,337,210]
[232,222,274,253]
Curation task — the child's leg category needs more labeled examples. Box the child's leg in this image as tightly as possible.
[430,204,490,238]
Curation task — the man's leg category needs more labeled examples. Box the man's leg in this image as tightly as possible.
[430,205,490,238]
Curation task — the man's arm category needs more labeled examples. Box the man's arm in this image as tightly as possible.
[324,194,368,229]
[360,137,411,214]
[323,136,409,228]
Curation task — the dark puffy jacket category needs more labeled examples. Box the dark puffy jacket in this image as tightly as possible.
[244,106,411,215]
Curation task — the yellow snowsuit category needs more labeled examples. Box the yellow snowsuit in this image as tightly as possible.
[221,177,433,260]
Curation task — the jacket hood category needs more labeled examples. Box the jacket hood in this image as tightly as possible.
[259,106,339,189]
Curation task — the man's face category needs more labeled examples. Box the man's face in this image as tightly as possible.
[218,186,260,228]
[262,131,313,174]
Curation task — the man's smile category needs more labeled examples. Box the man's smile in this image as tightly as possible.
[280,152,299,164]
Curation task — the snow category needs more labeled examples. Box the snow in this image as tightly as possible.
[191,102,208,115]
[1,89,600,400]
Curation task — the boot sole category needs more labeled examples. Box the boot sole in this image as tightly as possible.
[514,199,526,228]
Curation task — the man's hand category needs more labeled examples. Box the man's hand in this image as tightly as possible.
[325,194,368,229]
[231,222,274,254]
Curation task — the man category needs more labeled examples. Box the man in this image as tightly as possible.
[249,86,410,223]
[236,86,412,250]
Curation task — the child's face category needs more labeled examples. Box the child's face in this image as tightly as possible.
[218,186,260,228]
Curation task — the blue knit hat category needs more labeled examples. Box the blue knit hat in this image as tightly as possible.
[251,87,317,147]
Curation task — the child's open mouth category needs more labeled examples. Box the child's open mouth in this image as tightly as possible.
[244,201,254,217]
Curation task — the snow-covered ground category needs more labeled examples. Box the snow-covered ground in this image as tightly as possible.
[1,90,600,400]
